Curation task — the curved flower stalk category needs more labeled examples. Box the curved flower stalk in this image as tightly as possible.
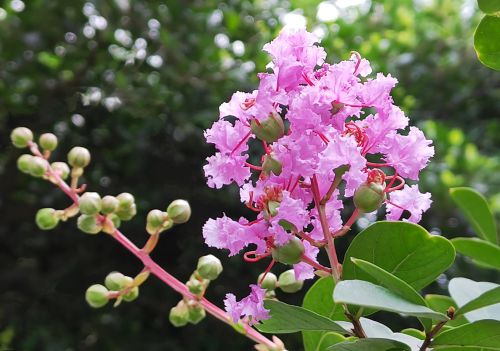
[202,27,435,324]
[10,127,282,351]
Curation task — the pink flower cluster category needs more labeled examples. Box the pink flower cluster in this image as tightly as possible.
[203,27,434,324]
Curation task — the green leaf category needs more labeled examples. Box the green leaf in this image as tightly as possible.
[425,294,467,327]
[456,286,500,317]
[334,280,448,321]
[328,338,411,351]
[432,320,500,349]
[343,222,455,290]
[452,237,500,270]
[478,0,500,14]
[357,318,422,349]
[450,187,498,244]
[303,277,348,351]
[449,278,500,322]
[400,328,425,340]
[256,300,349,334]
[475,15,500,70]
[351,258,432,331]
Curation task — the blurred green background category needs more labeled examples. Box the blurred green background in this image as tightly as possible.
[1,0,499,350]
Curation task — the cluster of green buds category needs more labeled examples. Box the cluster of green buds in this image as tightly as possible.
[85,270,148,308]
[169,254,223,327]
[257,268,304,298]
[145,199,191,236]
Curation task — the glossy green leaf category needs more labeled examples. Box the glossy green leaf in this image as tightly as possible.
[356,318,422,349]
[425,294,467,327]
[256,300,348,334]
[328,338,411,351]
[478,0,500,14]
[303,277,348,351]
[450,187,498,243]
[401,328,425,340]
[334,280,448,320]
[452,237,500,270]
[343,222,455,290]
[351,258,432,331]
[449,278,500,322]
[432,320,500,349]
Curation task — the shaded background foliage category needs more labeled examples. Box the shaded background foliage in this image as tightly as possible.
[0,0,499,350]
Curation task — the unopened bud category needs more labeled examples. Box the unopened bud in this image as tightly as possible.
[257,272,278,291]
[101,196,119,214]
[10,127,33,148]
[262,154,282,176]
[85,284,109,308]
[169,301,189,327]
[77,214,102,234]
[272,236,305,265]
[17,154,34,174]
[79,192,102,215]
[105,271,127,291]
[35,208,60,230]
[123,286,139,302]
[353,182,386,213]
[187,278,205,295]
[197,254,223,281]
[116,193,136,221]
[39,133,58,151]
[250,113,285,143]
[187,301,206,325]
[51,162,70,179]
[146,209,169,235]
[167,199,191,224]
[68,146,91,168]
[30,157,49,178]
[278,269,304,293]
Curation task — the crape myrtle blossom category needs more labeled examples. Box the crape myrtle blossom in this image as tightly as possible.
[202,26,434,324]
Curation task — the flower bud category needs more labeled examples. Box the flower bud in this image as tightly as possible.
[101,196,119,214]
[146,209,169,235]
[79,192,102,215]
[29,157,49,178]
[85,284,109,308]
[262,154,283,176]
[271,236,305,265]
[116,193,136,220]
[187,301,206,325]
[258,272,278,291]
[123,286,139,302]
[186,278,205,295]
[104,271,127,291]
[106,213,121,231]
[17,154,34,174]
[10,127,33,148]
[169,301,189,327]
[197,254,223,281]
[250,113,285,143]
[77,214,102,234]
[67,146,91,168]
[51,162,70,179]
[39,133,58,151]
[35,208,60,230]
[353,182,386,213]
[167,199,191,224]
[278,269,304,293]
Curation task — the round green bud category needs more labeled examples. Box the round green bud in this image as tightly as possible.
[257,272,278,291]
[17,154,34,174]
[186,278,205,295]
[10,127,33,148]
[77,214,102,234]
[262,154,282,176]
[29,157,49,178]
[85,284,109,308]
[104,271,126,291]
[51,162,70,180]
[278,269,304,293]
[116,204,137,221]
[123,286,139,302]
[108,213,121,229]
[187,301,206,325]
[35,208,60,230]
[167,199,191,224]
[169,301,189,327]
[101,196,119,214]
[250,113,285,143]
[353,182,387,213]
[79,192,102,215]
[271,236,305,265]
[67,146,91,168]
[117,192,135,207]
[116,193,136,221]
[146,209,168,235]
[39,133,58,151]
[197,254,223,281]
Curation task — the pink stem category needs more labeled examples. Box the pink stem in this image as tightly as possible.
[301,254,332,274]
